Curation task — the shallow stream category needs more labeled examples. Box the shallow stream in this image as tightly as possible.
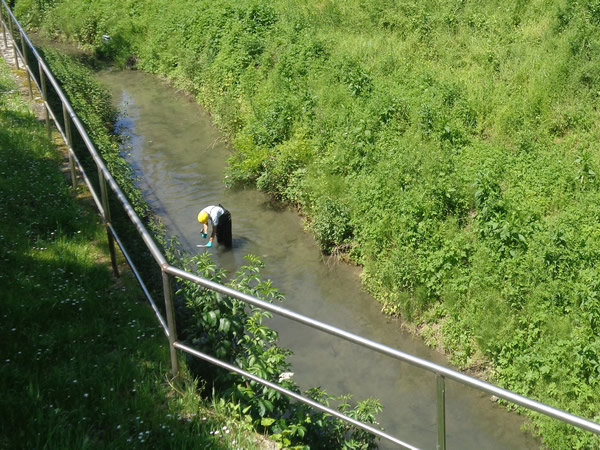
[97,68,539,449]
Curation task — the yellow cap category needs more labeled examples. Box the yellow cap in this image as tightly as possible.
[197,211,209,223]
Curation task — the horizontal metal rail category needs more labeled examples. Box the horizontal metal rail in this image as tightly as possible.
[174,341,418,450]
[64,135,106,216]
[2,2,599,448]
[108,223,169,336]
[165,266,600,435]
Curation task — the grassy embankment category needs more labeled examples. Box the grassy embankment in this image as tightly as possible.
[0,47,266,449]
[14,0,600,447]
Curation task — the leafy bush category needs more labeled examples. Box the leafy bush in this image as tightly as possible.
[310,197,353,253]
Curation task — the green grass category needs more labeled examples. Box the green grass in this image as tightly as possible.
[0,54,264,449]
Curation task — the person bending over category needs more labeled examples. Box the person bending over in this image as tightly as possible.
[197,204,232,248]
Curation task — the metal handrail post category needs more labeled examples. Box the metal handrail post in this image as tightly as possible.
[61,103,77,188]
[436,374,446,450]
[38,61,51,137]
[1,9,7,47]
[108,223,169,336]
[19,29,32,98]
[7,12,16,69]
[162,270,179,377]
[98,166,119,278]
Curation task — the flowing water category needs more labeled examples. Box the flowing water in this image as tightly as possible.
[97,68,540,449]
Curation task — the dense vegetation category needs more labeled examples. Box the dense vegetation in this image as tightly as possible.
[0,51,265,449]
[11,0,600,447]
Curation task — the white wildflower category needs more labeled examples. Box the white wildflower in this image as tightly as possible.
[278,372,294,382]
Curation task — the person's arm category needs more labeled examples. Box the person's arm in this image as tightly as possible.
[209,222,217,244]
[201,222,209,238]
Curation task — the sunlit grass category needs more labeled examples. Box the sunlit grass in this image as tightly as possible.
[0,56,264,449]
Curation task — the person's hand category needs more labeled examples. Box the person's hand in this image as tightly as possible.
[201,232,207,239]
[206,241,212,247]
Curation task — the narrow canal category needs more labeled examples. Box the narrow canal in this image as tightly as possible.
[97,68,540,449]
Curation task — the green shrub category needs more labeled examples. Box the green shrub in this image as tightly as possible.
[310,197,353,253]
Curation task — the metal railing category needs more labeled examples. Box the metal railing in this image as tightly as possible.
[2,3,599,449]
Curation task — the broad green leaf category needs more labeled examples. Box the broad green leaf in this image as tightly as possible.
[261,417,276,427]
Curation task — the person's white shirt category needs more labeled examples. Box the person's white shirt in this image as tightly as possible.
[200,205,225,225]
